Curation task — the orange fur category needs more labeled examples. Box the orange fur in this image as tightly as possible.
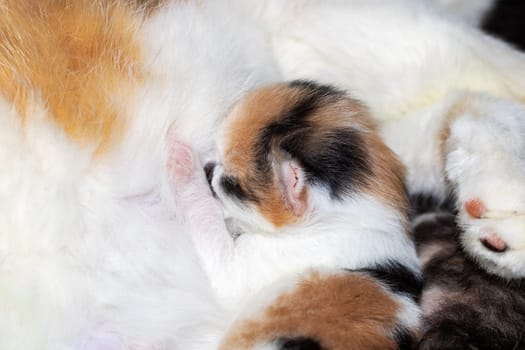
[220,272,402,350]
[223,86,307,227]
[223,83,408,227]
[0,0,144,153]
[366,134,408,216]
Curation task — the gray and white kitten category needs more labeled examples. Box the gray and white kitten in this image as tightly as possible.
[412,195,525,350]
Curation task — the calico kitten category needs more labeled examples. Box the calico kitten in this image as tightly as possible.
[412,200,525,350]
[166,81,422,350]
[5,0,525,348]
[0,1,278,348]
[240,0,525,281]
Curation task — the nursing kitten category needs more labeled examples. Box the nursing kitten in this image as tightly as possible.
[0,1,277,349]
[4,0,525,348]
[239,0,525,279]
[166,80,422,350]
[412,203,525,349]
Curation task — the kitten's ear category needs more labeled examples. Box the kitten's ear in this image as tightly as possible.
[278,160,308,217]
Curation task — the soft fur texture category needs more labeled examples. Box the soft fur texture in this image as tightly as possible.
[242,0,525,280]
[412,205,525,350]
[431,0,496,25]
[168,81,421,349]
[2,0,525,349]
[0,1,277,349]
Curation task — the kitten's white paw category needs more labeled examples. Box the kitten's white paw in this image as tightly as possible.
[444,96,525,279]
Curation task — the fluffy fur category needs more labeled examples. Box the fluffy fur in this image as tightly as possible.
[412,206,525,349]
[0,0,276,349]
[238,0,525,279]
[167,81,421,349]
[431,0,496,25]
[2,0,525,348]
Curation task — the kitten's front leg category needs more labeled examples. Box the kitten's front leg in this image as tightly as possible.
[165,130,234,281]
[443,94,525,279]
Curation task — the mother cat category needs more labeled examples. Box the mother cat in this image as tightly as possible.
[1,0,525,349]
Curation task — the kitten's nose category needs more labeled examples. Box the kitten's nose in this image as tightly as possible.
[480,234,508,253]
[204,162,215,186]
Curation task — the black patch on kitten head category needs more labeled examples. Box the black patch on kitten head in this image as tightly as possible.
[277,336,323,350]
[254,80,373,200]
[219,175,258,203]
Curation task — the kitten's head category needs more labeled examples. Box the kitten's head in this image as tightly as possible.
[206,81,408,233]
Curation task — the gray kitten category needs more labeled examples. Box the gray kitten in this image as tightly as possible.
[411,195,525,350]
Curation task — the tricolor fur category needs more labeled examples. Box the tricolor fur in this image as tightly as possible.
[2,0,525,349]
[0,0,277,349]
[241,0,525,279]
[168,81,421,349]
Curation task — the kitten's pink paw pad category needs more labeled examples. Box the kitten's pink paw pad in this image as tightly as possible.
[480,233,508,253]
[465,198,486,219]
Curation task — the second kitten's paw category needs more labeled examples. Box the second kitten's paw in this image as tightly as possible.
[455,194,525,279]
[444,97,525,279]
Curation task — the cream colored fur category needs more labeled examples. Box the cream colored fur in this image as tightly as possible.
[2,0,525,349]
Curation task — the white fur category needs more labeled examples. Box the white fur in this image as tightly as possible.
[168,131,421,347]
[4,0,525,348]
[445,95,525,279]
[1,1,277,349]
[242,0,525,278]
[430,0,495,26]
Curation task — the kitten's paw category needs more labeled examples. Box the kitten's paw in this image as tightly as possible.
[444,97,525,278]
[455,194,525,279]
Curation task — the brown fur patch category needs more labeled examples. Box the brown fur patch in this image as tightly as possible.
[222,85,307,227]
[223,85,302,175]
[314,97,408,214]
[222,83,408,227]
[0,0,144,153]
[366,133,409,215]
[220,271,402,350]
[308,97,408,214]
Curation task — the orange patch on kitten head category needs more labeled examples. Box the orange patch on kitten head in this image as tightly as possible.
[220,81,408,228]
[222,85,308,227]
[0,0,144,153]
[220,271,402,350]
